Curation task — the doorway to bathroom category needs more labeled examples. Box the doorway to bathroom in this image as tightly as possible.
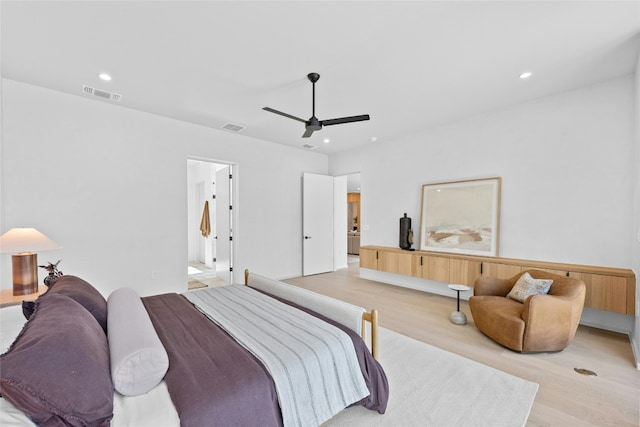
[187,158,235,287]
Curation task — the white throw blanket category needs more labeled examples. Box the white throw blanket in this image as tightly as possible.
[183,285,369,427]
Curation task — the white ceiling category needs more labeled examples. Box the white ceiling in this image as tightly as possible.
[2,1,639,155]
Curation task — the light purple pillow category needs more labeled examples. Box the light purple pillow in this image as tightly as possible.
[0,293,113,426]
[108,287,169,396]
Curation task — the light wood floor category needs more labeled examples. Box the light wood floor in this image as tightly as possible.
[284,264,640,427]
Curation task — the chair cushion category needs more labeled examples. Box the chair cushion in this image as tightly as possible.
[469,296,526,351]
[506,272,553,303]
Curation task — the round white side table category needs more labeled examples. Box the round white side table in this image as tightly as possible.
[448,284,471,325]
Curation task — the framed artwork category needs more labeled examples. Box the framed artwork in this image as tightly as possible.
[419,177,501,256]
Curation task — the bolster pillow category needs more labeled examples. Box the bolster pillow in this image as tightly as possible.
[247,272,365,334]
[107,287,169,396]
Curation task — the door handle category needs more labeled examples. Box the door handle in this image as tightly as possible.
[304,236,312,239]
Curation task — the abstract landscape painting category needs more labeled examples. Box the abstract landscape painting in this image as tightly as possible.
[420,178,501,256]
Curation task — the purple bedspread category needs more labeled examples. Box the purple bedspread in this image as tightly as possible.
[142,292,388,427]
[143,294,281,427]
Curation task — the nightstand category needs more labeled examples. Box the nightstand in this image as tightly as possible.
[0,286,48,308]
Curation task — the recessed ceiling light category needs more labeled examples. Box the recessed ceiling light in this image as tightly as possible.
[323,138,330,144]
[370,136,377,142]
[98,73,112,81]
[519,71,533,80]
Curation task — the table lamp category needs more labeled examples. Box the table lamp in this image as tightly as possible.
[0,228,61,296]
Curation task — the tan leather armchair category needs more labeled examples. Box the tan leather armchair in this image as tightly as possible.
[469,270,586,353]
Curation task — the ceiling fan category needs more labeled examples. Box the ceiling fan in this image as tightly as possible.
[263,73,370,138]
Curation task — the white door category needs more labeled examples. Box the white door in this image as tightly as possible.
[303,173,334,276]
[216,166,231,283]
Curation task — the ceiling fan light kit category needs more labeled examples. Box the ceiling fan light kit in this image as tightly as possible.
[263,73,370,138]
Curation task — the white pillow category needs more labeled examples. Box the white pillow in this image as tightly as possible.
[107,287,169,396]
[507,272,553,303]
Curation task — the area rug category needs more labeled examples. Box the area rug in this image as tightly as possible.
[187,279,207,290]
[326,328,538,427]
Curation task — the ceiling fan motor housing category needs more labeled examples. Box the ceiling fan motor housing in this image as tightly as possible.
[306,116,322,130]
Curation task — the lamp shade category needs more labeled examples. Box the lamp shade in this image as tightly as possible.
[0,228,61,253]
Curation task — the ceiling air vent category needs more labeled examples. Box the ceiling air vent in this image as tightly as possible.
[82,85,122,102]
[221,123,245,133]
[302,144,317,150]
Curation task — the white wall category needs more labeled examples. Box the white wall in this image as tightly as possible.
[330,75,636,333]
[0,79,328,296]
[331,75,634,267]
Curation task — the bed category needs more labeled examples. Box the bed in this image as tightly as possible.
[0,270,388,426]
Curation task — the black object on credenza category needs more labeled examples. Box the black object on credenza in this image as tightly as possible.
[399,213,415,251]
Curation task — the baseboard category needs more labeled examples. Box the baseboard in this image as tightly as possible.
[360,268,471,300]
[630,333,640,370]
[630,317,640,370]
[579,307,633,335]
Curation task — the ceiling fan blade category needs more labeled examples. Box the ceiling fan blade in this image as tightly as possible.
[322,114,370,126]
[262,107,306,123]
[302,128,315,138]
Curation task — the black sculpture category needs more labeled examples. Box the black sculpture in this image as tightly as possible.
[39,260,63,287]
[399,213,414,251]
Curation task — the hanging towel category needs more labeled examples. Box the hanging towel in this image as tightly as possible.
[200,201,211,238]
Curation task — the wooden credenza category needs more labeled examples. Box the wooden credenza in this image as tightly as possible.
[360,246,636,316]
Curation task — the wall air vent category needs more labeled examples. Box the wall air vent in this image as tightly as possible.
[302,144,317,150]
[82,85,122,102]
[221,123,245,133]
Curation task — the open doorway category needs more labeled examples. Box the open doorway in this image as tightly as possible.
[186,159,235,288]
[346,173,361,264]
[303,172,360,273]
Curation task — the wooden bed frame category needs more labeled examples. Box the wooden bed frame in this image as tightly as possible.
[244,269,379,360]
